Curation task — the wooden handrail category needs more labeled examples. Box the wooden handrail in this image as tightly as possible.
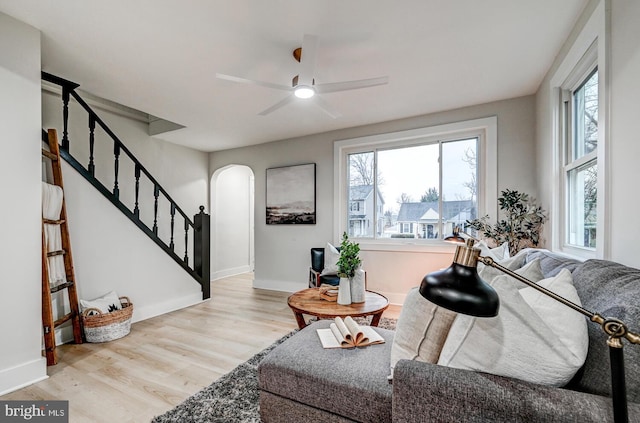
[41,73,210,299]
[64,89,194,226]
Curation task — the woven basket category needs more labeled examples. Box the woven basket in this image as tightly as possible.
[81,296,133,343]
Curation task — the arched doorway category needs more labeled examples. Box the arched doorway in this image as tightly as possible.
[210,165,255,279]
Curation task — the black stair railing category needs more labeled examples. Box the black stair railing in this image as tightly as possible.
[42,72,210,300]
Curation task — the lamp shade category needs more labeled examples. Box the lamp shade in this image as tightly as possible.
[443,225,467,243]
[419,243,499,317]
[419,263,499,317]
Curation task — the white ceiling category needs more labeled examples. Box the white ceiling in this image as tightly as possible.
[0,0,588,152]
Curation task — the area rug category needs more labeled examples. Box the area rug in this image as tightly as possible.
[151,317,396,423]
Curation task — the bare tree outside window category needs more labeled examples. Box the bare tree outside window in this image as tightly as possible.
[349,152,384,186]
[397,193,413,204]
[461,147,477,201]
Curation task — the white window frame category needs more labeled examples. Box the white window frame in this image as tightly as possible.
[334,117,497,252]
[550,0,609,260]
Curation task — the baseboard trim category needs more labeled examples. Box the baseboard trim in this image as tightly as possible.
[212,265,252,281]
[253,279,307,293]
[132,292,204,323]
[0,358,48,396]
[53,292,204,345]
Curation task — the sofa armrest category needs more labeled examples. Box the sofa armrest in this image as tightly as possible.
[392,360,625,423]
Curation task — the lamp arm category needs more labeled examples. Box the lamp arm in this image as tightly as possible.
[478,256,640,346]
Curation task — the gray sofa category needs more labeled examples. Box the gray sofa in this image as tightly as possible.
[258,250,640,422]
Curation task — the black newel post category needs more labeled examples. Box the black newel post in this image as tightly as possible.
[194,205,211,300]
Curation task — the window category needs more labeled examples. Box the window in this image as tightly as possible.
[550,1,607,259]
[561,61,599,251]
[559,39,601,257]
[335,117,497,247]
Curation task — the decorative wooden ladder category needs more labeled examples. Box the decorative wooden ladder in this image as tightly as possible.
[41,128,83,365]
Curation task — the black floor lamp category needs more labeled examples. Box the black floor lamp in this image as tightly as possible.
[420,238,640,423]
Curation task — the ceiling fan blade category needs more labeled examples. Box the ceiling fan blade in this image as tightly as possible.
[258,95,297,116]
[298,34,318,86]
[313,95,341,119]
[216,73,293,92]
[315,76,389,94]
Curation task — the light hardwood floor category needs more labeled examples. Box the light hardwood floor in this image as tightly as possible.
[2,274,401,423]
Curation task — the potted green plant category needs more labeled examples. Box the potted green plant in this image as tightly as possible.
[466,189,548,256]
[337,232,361,279]
[336,232,362,304]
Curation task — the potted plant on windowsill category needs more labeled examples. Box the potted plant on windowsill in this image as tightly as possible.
[336,232,363,304]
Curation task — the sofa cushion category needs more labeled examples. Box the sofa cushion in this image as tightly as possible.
[393,359,640,423]
[569,259,640,403]
[479,256,544,290]
[258,320,394,422]
[525,249,581,277]
[438,269,588,387]
[389,287,456,377]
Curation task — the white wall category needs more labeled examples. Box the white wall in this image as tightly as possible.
[211,165,254,279]
[209,95,537,304]
[0,12,47,395]
[61,160,202,322]
[608,0,640,266]
[536,0,640,269]
[41,81,210,325]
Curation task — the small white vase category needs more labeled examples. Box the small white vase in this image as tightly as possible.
[337,276,352,305]
[350,268,366,303]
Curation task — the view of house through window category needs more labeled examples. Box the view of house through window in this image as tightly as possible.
[565,69,598,248]
[347,138,478,240]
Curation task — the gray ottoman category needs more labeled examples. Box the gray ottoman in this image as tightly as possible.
[258,320,395,422]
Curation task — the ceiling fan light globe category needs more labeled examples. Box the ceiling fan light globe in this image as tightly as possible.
[294,85,315,99]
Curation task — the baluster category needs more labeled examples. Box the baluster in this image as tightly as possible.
[133,164,141,218]
[153,184,160,235]
[88,115,96,176]
[62,88,71,151]
[113,143,120,198]
[169,203,176,251]
[184,219,189,265]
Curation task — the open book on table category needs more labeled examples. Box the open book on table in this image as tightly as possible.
[316,316,385,349]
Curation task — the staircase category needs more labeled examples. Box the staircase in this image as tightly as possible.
[42,72,210,300]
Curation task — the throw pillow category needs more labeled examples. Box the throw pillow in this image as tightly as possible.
[80,291,122,315]
[479,257,544,290]
[437,269,588,387]
[476,240,510,261]
[389,287,456,378]
[320,242,340,276]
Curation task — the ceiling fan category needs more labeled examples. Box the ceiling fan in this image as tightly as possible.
[216,34,389,118]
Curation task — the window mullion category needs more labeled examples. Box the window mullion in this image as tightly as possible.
[373,149,378,238]
[438,141,443,239]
